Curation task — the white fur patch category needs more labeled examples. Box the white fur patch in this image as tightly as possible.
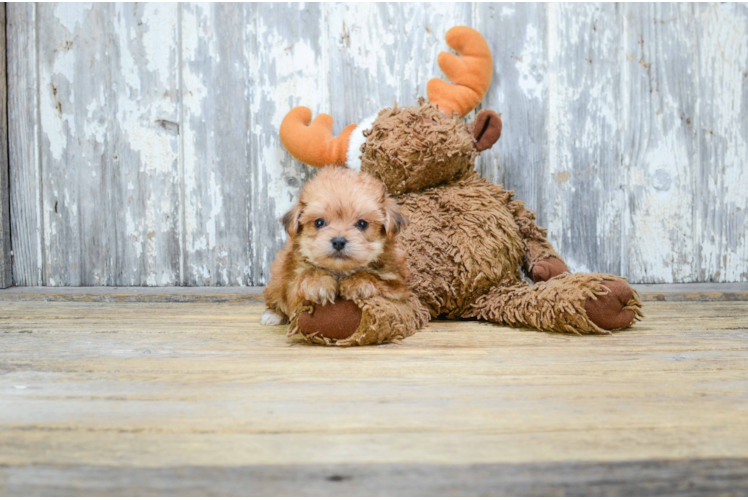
[261,309,288,326]
[346,114,378,171]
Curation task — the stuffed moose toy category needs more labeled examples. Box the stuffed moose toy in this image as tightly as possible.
[277,26,642,346]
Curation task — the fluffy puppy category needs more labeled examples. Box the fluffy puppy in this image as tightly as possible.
[261,167,410,326]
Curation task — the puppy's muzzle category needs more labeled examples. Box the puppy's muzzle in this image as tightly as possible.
[331,237,347,252]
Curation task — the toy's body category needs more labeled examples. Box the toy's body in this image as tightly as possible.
[399,164,640,334]
[276,27,642,345]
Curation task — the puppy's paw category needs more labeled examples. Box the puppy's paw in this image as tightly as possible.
[340,274,380,301]
[261,309,288,326]
[297,274,338,305]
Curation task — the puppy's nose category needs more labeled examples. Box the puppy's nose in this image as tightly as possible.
[331,237,347,251]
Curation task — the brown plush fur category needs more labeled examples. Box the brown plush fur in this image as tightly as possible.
[263,167,411,323]
[470,273,643,334]
[357,102,643,334]
[281,25,643,344]
[289,294,430,347]
[398,172,551,318]
[286,101,642,341]
[360,99,477,195]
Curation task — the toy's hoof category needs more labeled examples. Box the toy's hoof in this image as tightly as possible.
[585,280,637,330]
[532,258,569,282]
[297,299,362,340]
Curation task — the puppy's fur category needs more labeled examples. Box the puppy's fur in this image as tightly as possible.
[261,167,410,326]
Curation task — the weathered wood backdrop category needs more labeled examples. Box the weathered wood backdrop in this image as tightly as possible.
[6,3,748,286]
[0,6,10,289]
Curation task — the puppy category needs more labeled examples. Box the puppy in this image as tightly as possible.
[261,167,410,326]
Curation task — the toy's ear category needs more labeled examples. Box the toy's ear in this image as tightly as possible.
[383,197,407,238]
[471,110,502,152]
[281,201,304,237]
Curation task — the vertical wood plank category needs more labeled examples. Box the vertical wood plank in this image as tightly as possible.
[0,5,11,288]
[245,3,330,285]
[36,3,181,285]
[180,3,252,285]
[37,3,110,285]
[694,4,748,282]
[543,3,624,275]
[621,4,699,283]
[7,3,42,286]
[111,3,181,285]
[475,3,547,231]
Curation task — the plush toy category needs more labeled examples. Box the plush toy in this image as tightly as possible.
[279,26,642,346]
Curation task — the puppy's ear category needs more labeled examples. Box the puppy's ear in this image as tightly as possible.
[281,202,304,237]
[383,197,407,238]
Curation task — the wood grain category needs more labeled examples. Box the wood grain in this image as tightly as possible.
[180,4,251,286]
[6,3,748,285]
[544,4,624,276]
[3,460,748,496]
[476,3,546,216]
[7,3,42,286]
[1,283,747,303]
[245,3,328,286]
[325,4,473,123]
[35,4,181,286]
[1,299,747,494]
[694,4,748,282]
[622,4,699,283]
[0,5,11,289]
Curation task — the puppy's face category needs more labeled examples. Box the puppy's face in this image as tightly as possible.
[283,167,405,272]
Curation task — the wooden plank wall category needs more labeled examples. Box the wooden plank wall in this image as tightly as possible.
[6,3,748,286]
[0,5,11,288]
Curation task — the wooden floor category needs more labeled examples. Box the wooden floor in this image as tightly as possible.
[1,286,747,495]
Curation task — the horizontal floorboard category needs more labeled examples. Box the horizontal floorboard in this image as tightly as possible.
[0,283,747,302]
[3,459,748,496]
[1,297,747,494]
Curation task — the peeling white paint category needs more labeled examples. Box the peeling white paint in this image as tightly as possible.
[205,169,223,251]
[39,84,68,162]
[697,3,748,282]
[10,3,748,286]
[142,3,177,84]
[54,3,92,34]
[516,25,546,101]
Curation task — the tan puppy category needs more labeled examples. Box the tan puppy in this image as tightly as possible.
[261,167,410,325]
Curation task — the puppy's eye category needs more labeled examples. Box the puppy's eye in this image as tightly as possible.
[314,219,326,229]
[356,220,368,231]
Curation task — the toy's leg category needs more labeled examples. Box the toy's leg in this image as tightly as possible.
[468,273,643,334]
[288,295,429,347]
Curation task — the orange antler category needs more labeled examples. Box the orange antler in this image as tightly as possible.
[279,107,357,168]
[427,26,493,118]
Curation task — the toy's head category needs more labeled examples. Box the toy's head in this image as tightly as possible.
[279,26,502,195]
[356,100,500,195]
